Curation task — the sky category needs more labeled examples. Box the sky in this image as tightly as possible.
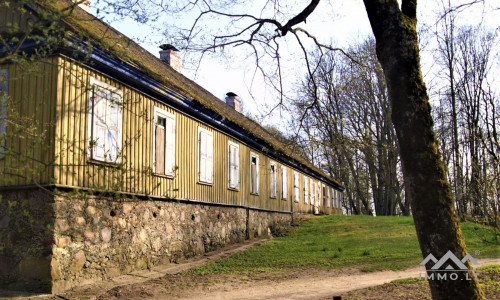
[92,0,499,128]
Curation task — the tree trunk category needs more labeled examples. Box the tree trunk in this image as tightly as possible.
[363,1,484,299]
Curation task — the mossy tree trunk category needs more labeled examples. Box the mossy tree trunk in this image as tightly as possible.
[363,0,484,299]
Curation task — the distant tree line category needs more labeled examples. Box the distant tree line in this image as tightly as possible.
[288,6,499,224]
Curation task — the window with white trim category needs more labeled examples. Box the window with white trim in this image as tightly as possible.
[322,184,327,207]
[303,176,308,204]
[293,172,300,203]
[269,162,277,198]
[153,107,175,176]
[0,69,8,155]
[310,179,315,205]
[332,189,337,208]
[281,166,287,200]
[250,152,259,194]
[198,127,213,184]
[326,185,331,207]
[88,78,123,163]
[317,181,322,205]
[228,141,239,189]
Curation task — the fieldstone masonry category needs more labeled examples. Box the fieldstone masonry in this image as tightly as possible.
[0,188,293,293]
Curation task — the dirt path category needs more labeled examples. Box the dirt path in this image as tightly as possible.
[177,258,500,300]
[3,238,499,300]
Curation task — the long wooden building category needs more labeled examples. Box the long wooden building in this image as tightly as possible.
[0,0,344,293]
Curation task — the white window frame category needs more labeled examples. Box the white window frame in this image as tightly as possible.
[250,152,260,195]
[269,161,277,198]
[197,127,214,184]
[326,185,331,208]
[293,172,300,203]
[317,181,322,206]
[152,107,176,177]
[228,140,240,190]
[0,69,8,157]
[87,77,123,163]
[303,176,308,204]
[281,166,288,200]
[322,184,327,207]
[310,179,315,205]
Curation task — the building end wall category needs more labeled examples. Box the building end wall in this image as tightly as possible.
[0,189,55,292]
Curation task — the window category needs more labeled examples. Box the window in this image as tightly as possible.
[293,172,300,203]
[281,166,287,199]
[250,152,259,194]
[317,182,322,205]
[88,78,123,163]
[310,179,315,205]
[332,187,336,208]
[303,176,308,204]
[332,189,337,208]
[153,107,175,176]
[228,141,239,189]
[323,184,327,207]
[269,162,277,198]
[0,69,8,155]
[326,185,331,208]
[198,127,213,184]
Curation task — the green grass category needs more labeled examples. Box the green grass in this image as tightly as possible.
[187,215,500,275]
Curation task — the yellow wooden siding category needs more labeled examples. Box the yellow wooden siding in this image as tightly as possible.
[46,55,340,214]
[0,59,57,186]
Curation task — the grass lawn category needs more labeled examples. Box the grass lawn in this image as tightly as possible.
[188,215,500,275]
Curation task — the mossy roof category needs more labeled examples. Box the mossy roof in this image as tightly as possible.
[30,0,342,188]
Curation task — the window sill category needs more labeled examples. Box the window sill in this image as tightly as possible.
[270,196,277,199]
[228,187,239,192]
[88,159,121,168]
[153,173,175,179]
[197,181,213,186]
[250,192,259,196]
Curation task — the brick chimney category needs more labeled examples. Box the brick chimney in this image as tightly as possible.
[225,92,241,113]
[159,44,181,72]
[73,0,91,12]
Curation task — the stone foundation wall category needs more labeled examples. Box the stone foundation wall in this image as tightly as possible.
[0,189,292,293]
[248,210,292,237]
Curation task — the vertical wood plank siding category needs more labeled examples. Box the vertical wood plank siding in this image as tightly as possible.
[0,59,57,186]
[1,55,341,214]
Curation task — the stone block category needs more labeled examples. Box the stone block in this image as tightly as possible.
[165,223,174,234]
[101,227,112,243]
[86,206,97,216]
[56,235,71,248]
[122,203,133,214]
[51,258,62,280]
[75,216,86,225]
[55,219,69,232]
[84,231,95,240]
[70,250,86,273]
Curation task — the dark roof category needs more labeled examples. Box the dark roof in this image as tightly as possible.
[28,0,343,189]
